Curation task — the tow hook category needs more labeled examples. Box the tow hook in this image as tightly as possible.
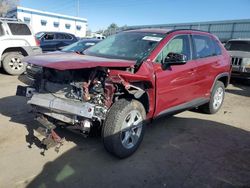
[36,115,65,153]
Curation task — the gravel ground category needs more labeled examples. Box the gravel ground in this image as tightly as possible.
[0,72,250,188]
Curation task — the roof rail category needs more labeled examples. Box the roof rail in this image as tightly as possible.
[0,17,21,22]
[166,29,210,34]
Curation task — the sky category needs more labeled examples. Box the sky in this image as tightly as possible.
[20,0,250,31]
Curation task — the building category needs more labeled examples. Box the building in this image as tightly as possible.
[6,6,88,37]
[120,19,250,42]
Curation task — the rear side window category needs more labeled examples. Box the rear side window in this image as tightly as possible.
[65,34,73,40]
[8,23,31,35]
[0,23,4,36]
[56,33,65,40]
[192,35,214,58]
[212,40,222,55]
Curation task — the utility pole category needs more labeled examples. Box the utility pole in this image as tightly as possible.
[77,0,79,17]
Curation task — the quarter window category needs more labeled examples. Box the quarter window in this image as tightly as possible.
[193,35,214,58]
[155,35,191,63]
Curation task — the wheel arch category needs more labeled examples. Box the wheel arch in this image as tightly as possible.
[1,47,29,60]
[211,72,230,91]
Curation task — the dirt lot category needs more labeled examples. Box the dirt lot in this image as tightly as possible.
[0,71,250,188]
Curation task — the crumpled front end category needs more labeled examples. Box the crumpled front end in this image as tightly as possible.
[17,65,150,136]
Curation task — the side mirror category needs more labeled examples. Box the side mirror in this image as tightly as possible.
[163,52,187,66]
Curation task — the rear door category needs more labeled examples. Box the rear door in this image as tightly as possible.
[40,33,56,52]
[153,34,198,116]
[191,34,221,98]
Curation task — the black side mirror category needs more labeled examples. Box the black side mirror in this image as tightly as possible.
[163,52,187,66]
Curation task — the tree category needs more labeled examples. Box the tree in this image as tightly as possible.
[104,23,119,36]
[0,0,19,17]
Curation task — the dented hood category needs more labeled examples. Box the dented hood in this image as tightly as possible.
[24,52,135,70]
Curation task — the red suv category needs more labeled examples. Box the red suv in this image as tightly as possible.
[17,29,231,158]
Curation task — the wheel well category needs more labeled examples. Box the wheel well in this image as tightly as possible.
[218,76,229,87]
[119,92,150,114]
[1,47,28,60]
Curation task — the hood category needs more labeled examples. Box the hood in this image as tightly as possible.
[227,51,250,58]
[23,53,135,70]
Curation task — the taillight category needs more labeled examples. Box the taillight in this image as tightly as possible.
[35,38,40,46]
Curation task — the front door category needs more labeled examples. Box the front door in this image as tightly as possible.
[153,35,198,116]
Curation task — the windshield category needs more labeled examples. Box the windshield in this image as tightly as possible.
[62,40,99,52]
[225,41,250,52]
[85,32,164,60]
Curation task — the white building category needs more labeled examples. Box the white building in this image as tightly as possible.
[6,6,88,37]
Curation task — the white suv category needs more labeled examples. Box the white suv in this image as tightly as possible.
[0,18,42,75]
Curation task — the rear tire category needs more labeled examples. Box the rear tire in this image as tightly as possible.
[102,99,146,158]
[200,81,225,114]
[2,52,26,75]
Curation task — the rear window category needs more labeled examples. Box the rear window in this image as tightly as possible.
[0,23,4,36]
[193,35,215,58]
[225,41,250,52]
[8,23,31,35]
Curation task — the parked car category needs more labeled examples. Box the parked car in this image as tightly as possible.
[17,29,231,158]
[35,31,78,52]
[25,38,101,80]
[61,38,101,52]
[0,18,42,75]
[225,39,250,80]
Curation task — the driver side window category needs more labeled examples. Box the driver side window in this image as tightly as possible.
[155,35,191,63]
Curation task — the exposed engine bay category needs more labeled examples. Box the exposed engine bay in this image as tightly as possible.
[16,65,147,152]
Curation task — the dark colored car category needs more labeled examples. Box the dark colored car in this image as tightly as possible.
[61,38,101,53]
[25,39,101,80]
[35,32,78,52]
[17,29,231,158]
[225,39,250,80]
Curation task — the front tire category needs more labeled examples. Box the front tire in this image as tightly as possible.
[2,52,25,75]
[201,81,225,114]
[102,99,146,158]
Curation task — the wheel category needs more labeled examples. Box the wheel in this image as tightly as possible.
[102,99,146,158]
[2,52,26,75]
[200,81,225,114]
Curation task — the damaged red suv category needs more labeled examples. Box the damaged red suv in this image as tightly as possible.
[17,29,231,158]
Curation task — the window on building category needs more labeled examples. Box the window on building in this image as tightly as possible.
[65,24,71,29]
[76,25,81,30]
[192,35,214,58]
[23,17,30,24]
[41,20,47,26]
[7,23,31,35]
[54,22,59,28]
[0,23,4,36]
